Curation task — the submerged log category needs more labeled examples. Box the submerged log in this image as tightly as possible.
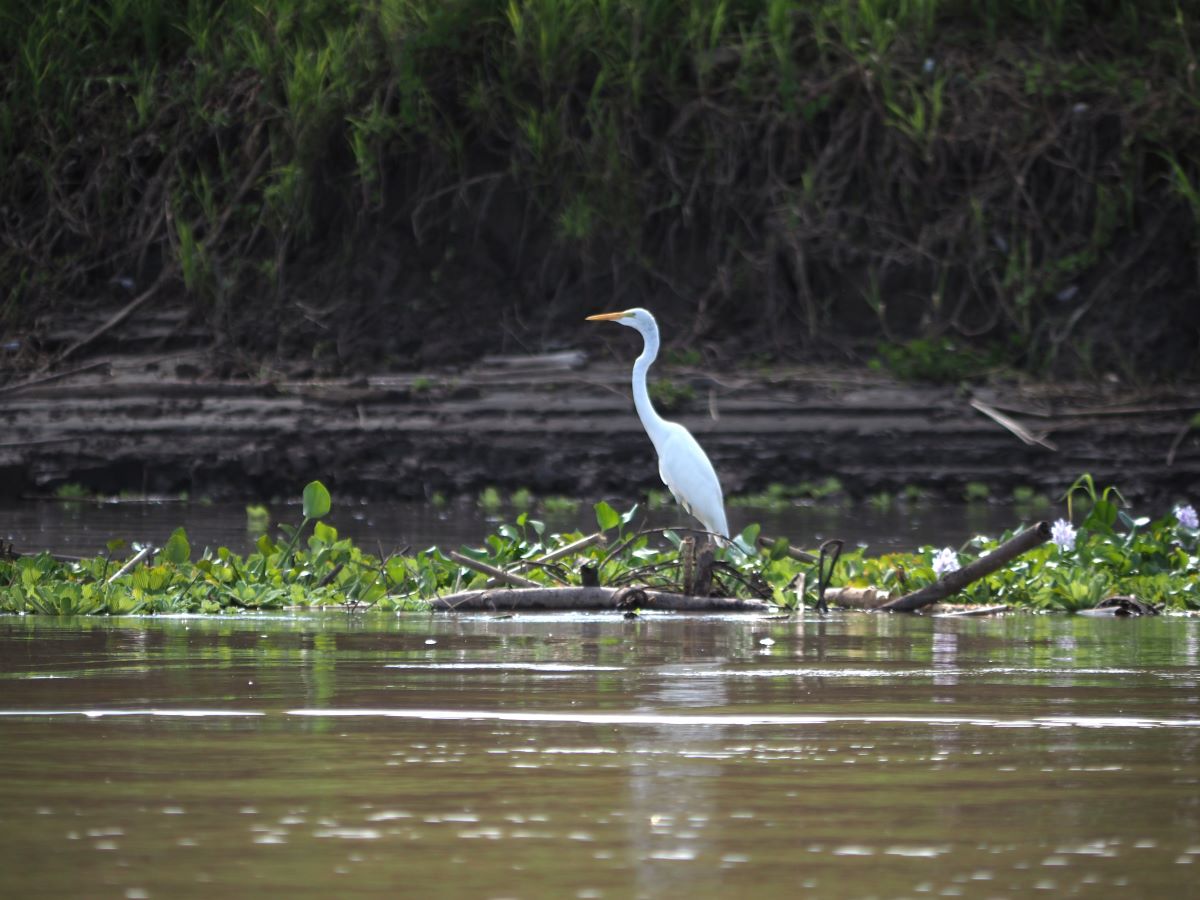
[877,521,1051,612]
[822,586,894,610]
[1079,595,1160,617]
[430,585,772,613]
[932,604,1012,617]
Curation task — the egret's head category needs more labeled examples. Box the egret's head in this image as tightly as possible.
[585,307,656,336]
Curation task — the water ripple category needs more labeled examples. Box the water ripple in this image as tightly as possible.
[3,708,1197,729]
[286,709,1200,729]
[384,663,624,672]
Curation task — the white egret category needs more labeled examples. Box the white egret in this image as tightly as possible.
[586,307,729,539]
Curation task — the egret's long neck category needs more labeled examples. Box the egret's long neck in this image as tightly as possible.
[631,325,670,450]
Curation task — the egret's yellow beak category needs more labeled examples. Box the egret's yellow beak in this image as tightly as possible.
[585,310,630,322]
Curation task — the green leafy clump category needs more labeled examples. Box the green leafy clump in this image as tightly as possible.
[53,483,92,500]
[730,478,846,510]
[2,482,426,615]
[871,337,1016,384]
[477,486,503,512]
[964,481,991,503]
[3,475,1197,616]
[820,475,1198,613]
[1012,486,1051,509]
[245,504,270,533]
[647,380,696,413]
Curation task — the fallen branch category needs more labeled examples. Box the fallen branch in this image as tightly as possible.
[53,149,270,367]
[532,531,606,563]
[431,585,772,612]
[476,350,587,370]
[877,521,1051,612]
[822,586,893,610]
[55,271,173,365]
[970,398,1057,450]
[757,536,818,564]
[1166,417,1195,466]
[106,546,154,584]
[476,536,606,588]
[0,360,112,397]
[447,550,539,588]
[0,438,81,449]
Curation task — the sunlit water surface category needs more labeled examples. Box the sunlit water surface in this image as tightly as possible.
[1,613,1198,898]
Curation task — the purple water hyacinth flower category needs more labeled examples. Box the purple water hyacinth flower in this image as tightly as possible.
[931,547,960,577]
[1176,504,1199,530]
[1050,519,1077,552]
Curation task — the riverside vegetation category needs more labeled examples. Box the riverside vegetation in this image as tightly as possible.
[3,1,1199,378]
[2,477,1197,616]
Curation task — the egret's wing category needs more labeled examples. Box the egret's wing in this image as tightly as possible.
[657,424,729,538]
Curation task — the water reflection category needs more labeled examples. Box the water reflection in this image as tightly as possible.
[1,613,1198,898]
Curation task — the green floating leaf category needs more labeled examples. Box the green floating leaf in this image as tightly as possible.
[313,521,338,544]
[767,536,791,561]
[303,480,331,519]
[595,500,620,532]
[734,522,761,556]
[161,527,190,565]
[1084,499,1119,534]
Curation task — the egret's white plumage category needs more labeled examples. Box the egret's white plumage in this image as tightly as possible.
[586,307,729,539]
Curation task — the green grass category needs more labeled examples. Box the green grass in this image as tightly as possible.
[730,477,846,509]
[541,495,581,514]
[477,486,503,512]
[647,379,696,413]
[2,1,1198,376]
[53,483,91,500]
[964,481,991,503]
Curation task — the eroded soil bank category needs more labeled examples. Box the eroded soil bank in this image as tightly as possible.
[3,346,1197,505]
[4,3,1200,385]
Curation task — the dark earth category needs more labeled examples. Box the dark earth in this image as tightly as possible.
[3,306,1197,505]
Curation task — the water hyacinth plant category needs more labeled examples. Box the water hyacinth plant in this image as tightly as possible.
[931,548,960,576]
[1176,505,1199,530]
[1,476,1197,616]
[1050,519,1077,552]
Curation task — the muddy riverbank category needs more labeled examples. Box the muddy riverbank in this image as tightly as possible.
[3,347,1198,505]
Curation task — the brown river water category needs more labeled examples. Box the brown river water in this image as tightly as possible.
[1,612,1198,898]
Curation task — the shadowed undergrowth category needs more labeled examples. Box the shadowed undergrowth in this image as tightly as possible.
[2,0,1198,377]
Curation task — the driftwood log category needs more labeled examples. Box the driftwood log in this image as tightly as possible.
[446,550,539,588]
[821,586,894,610]
[430,521,1049,614]
[931,604,1012,617]
[876,521,1051,612]
[430,586,772,613]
